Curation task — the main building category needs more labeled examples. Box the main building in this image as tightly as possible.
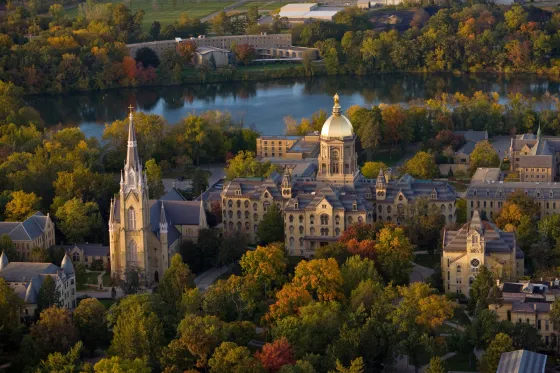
[222,95,457,256]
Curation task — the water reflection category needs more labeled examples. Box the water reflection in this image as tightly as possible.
[26,73,560,139]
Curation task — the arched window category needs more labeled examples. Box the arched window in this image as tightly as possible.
[310,215,315,224]
[456,264,462,273]
[236,200,241,208]
[127,240,138,263]
[299,238,304,247]
[253,203,258,211]
[387,216,392,222]
[299,215,304,223]
[228,211,233,218]
[348,216,353,224]
[335,215,340,225]
[441,204,445,212]
[237,211,241,218]
[299,226,304,234]
[228,200,233,208]
[245,222,250,231]
[335,228,340,236]
[289,226,294,234]
[387,206,392,214]
[254,225,258,233]
[244,200,249,208]
[397,204,404,215]
[245,211,249,218]
[289,237,294,248]
[310,227,315,235]
[263,201,270,212]
[358,216,363,223]
[253,213,258,221]
[289,215,294,223]
[228,221,233,231]
[320,214,329,225]
[128,207,136,230]
[378,205,383,213]
[237,222,242,231]
[72,252,80,262]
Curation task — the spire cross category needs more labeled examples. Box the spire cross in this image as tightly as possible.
[128,105,134,113]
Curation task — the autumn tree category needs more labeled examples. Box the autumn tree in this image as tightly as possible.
[31,307,79,358]
[177,40,198,64]
[494,192,539,231]
[240,243,287,294]
[73,298,109,355]
[177,314,227,369]
[29,247,50,262]
[257,204,284,245]
[292,258,344,302]
[233,43,256,65]
[478,333,513,373]
[255,337,296,373]
[145,158,165,199]
[209,342,263,373]
[401,151,439,180]
[203,275,261,322]
[329,357,365,373]
[425,356,446,373]
[361,161,387,179]
[5,190,41,221]
[36,341,83,373]
[469,140,500,172]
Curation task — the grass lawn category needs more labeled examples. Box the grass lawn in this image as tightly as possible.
[445,352,478,371]
[85,271,103,285]
[98,299,117,309]
[412,253,440,269]
[236,0,287,10]
[66,0,235,30]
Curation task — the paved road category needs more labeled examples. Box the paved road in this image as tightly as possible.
[194,265,230,291]
[409,262,434,283]
[490,135,512,161]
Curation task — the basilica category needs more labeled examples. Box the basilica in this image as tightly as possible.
[109,110,207,283]
[222,95,457,256]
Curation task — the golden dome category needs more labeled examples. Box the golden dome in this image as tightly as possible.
[320,94,354,138]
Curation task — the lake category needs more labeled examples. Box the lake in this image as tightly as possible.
[26,73,560,139]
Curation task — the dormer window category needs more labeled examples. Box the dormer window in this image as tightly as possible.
[473,190,477,196]
[486,190,490,197]
[352,202,357,211]
[472,235,478,244]
[235,190,241,195]
[264,192,269,198]
[550,191,554,198]
[431,192,437,199]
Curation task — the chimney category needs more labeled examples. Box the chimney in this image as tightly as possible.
[496,279,500,286]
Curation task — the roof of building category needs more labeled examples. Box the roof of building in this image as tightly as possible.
[466,181,560,199]
[472,168,502,182]
[454,130,488,143]
[60,253,74,276]
[497,350,546,373]
[160,188,187,201]
[443,210,517,255]
[377,174,456,203]
[455,140,476,156]
[0,262,60,282]
[321,94,354,138]
[149,200,205,246]
[502,282,524,293]
[285,184,373,213]
[197,46,229,54]
[64,243,109,257]
[222,171,284,200]
[0,212,51,241]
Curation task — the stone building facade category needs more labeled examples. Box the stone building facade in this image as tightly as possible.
[465,180,560,221]
[509,127,560,182]
[109,110,207,283]
[0,252,76,318]
[0,212,55,260]
[222,95,457,256]
[442,211,524,296]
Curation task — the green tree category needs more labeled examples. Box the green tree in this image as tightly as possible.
[145,158,165,199]
[374,227,414,285]
[340,255,381,296]
[257,204,284,245]
[36,341,83,373]
[425,356,445,373]
[149,21,161,40]
[468,266,500,314]
[37,276,62,311]
[73,298,109,355]
[93,357,151,373]
[0,277,23,350]
[0,234,18,261]
[29,247,50,262]
[361,162,387,179]
[401,152,439,180]
[247,5,259,25]
[217,231,248,267]
[192,168,209,196]
[478,333,513,373]
[208,341,264,373]
[469,140,500,173]
[108,299,165,366]
[5,190,41,221]
[31,307,79,358]
[135,47,160,68]
[158,254,195,313]
[211,10,231,34]
[226,151,276,180]
[178,314,227,368]
[55,198,102,243]
[75,263,87,289]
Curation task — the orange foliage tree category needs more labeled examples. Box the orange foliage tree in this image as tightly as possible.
[255,337,296,373]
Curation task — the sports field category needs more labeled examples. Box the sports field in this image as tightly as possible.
[235,0,287,10]
[67,0,235,29]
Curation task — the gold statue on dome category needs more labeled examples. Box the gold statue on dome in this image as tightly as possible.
[334,93,340,105]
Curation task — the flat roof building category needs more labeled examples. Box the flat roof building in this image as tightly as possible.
[279,3,343,23]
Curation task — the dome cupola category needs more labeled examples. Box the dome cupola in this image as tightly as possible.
[320,94,354,139]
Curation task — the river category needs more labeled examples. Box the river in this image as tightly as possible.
[26,73,560,139]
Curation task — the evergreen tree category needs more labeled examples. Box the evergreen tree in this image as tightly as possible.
[425,356,446,373]
[37,276,62,311]
[257,204,284,245]
[146,158,165,199]
[478,333,513,373]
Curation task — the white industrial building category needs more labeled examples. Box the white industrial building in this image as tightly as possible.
[279,3,343,23]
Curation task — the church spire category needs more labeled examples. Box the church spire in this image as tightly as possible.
[537,125,542,142]
[125,106,140,172]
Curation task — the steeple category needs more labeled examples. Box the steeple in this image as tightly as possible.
[281,167,292,198]
[537,125,542,142]
[376,168,386,187]
[159,202,168,234]
[125,106,140,172]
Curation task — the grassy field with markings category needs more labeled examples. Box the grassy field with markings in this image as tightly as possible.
[67,0,235,30]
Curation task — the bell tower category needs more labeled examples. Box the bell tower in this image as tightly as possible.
[281,167,292,198]
[375,168,387,200]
